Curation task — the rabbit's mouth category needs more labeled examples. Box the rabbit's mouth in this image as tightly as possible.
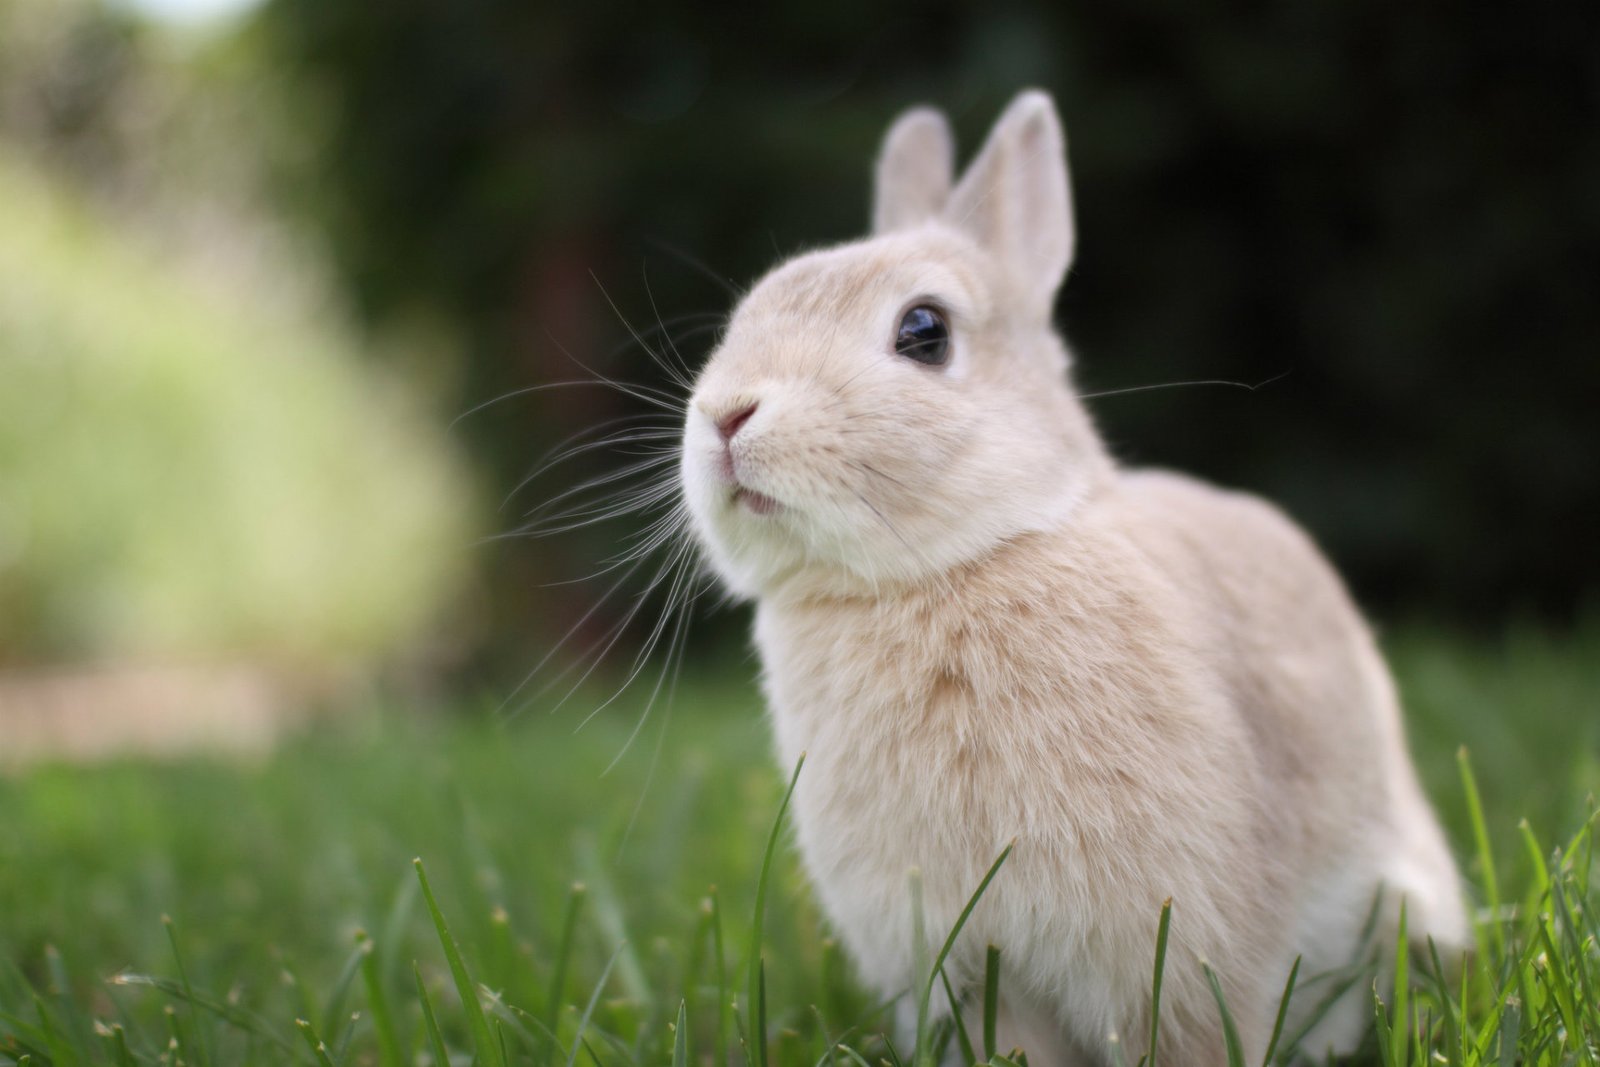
[731,486,781,516]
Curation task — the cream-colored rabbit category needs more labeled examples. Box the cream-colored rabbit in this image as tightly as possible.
[678,90,1465,1066]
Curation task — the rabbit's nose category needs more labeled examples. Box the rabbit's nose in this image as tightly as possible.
[715,401,759,442]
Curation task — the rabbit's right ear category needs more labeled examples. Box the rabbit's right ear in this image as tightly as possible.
[873,106,955,235]
[943,91,1075,320]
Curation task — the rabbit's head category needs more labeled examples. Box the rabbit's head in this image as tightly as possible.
[682,91,1111,598]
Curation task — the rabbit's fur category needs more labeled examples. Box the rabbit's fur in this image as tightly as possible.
[678,90,1465,1066]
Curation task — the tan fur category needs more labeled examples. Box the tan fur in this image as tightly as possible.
[678,90,1464,1066]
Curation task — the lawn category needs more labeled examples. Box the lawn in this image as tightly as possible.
[1,623,1597,1066]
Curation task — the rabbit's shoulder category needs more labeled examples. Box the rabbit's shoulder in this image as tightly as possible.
[1106,468,1361,637]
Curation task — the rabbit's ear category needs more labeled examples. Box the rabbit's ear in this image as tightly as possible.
[944,91,1075,317]
[873,106,955,234]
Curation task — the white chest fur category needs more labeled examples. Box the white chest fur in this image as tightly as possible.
[748,541,1267,1028]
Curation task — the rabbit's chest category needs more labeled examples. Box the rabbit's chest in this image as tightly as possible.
[752,594,1094,979]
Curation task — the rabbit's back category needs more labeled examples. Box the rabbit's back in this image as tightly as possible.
[1107,468,1394,852]
[1107,469,1466,969]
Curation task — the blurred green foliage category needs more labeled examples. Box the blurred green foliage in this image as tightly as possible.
[0,145,477,666]
[259,0,1600,646]
[0,0,485,669]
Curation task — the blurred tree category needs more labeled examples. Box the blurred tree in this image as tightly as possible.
[259,0,1600,660]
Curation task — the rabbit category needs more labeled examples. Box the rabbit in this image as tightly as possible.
[676,89,1466,1067]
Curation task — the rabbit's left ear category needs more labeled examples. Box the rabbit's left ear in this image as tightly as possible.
[873,106,955,234]
[945,91,1076,318]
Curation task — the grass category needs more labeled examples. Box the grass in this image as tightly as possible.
[1,623,1597,1066]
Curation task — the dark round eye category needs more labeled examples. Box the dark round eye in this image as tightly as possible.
[894,305,950,366]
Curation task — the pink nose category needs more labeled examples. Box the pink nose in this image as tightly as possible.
[715,401,759,442]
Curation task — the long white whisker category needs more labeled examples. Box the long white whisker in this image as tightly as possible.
[1075,370,1290,402]
[520,453,680,523]
[541,329,687,414]
[511,479,682,540]
[493,553,650,717]
[546,529,696,718]
[537,510,690,588]
[502,421,680,511]
[453,378,677,428]
[643,237,744,300]
[601,572,695,777]
[641,263,711,390]
[591,270,698,399]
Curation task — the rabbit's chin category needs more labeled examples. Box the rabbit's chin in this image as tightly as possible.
[679,439,1084,602]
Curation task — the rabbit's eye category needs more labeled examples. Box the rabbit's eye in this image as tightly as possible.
[894,305,950,366]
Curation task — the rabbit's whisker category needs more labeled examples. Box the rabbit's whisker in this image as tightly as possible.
[592,269,699,396]
[643,237,745,301]
[1076,370,1290,403]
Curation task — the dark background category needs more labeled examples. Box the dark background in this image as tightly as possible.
[260,0,1600,661]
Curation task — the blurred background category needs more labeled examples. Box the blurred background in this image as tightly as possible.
[1,0,1597,756]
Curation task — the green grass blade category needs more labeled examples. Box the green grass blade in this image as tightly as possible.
[938,967,976,1066]
[108,972,296,1053]
[1496,994,1519,1067]
[576,837,650,1007]
[1390,900,1409,1067]
[748,754,806,1067]
[548,881,587,1037]
[413,962,453,1067]
[414,856,506,1067]
[487,996,567,1059]
[1259,955,1298,1067]
[1463,936,1527,1065]
[1420,939,1459,1065]
[161,917,212,1067]
[165,1002,191,1065]
[1459,748,1506,963]
[1372,985,1395,1067]
[321,938,370,1053]
[914,841,1014,1067]
[672,1000,688,1067]
[818,935,851,1047]
[709,888,730,1067]
[296,1017,340,1067]
[834,1043,875,1067]
[27,991,72,1067]
[1201,963,1246,1067]
[911,869,931,1067]
[1518,820,1552,899]
[1147,898,1172,1067]
[356,932,405,1067]
[1532,920,1584,1061]
[102,1022,136,1067]
[810,1004,840,1067]
[757,958,769,1067]
[0,1002,52,1056]
[278,953,321,1035]
[566,943,625,1067]
[983,945,1001,1062]
[42,944,95,1061]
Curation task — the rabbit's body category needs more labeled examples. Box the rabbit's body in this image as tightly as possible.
[678,91,1464,1065]
[758,470,1459,1064]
